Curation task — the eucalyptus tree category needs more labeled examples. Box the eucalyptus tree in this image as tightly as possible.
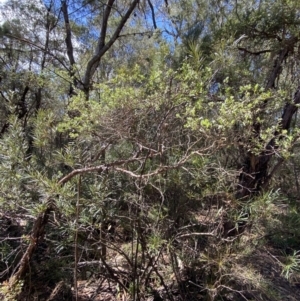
[178,0,300,198]
[217,0,300,197]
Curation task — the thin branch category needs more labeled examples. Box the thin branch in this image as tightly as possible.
[0,237,23,240]
[147,0,157,29]
[61,0,79,94]
[237,47,271,55]
[74,175,81,301]
[99,0,116,51]
[119,30,153,37]
[6,34,71,72]
[58,143,209,184]
[176,232,215,238]
[58,156,147,184]
[83,0,139,92]
[61,1,76,67]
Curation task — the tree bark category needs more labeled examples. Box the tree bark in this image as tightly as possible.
[61,0,78,95]
[9,205,54,286]
[238,37,299,198]
[83,0,139,97]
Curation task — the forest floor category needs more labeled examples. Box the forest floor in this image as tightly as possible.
[5,197,300,300]
[35,244,300,301]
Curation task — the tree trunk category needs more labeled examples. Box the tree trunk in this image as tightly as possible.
[237,38,299,199]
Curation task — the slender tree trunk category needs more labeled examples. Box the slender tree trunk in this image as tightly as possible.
[237,37,299,198]
[9,205,54,286]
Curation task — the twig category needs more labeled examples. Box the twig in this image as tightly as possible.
[238,47,271,55]
[74,175,81,301]
[175,232,215,239]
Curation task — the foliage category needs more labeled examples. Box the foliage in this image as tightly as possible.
[1,0,300,300]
